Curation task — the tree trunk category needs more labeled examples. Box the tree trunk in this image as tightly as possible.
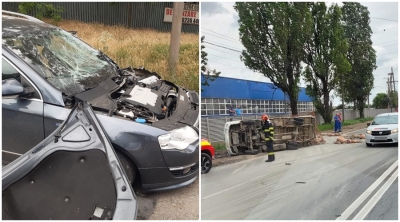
[322,92,332,124]
[358,99,365,118]
[289,95,298,116]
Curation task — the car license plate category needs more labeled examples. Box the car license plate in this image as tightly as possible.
[373,136,387,141]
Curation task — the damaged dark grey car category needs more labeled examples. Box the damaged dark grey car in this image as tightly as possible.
[2,11,199,192]
[3,102,137,220]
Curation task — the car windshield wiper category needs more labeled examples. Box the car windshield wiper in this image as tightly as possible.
[97,51,120,71]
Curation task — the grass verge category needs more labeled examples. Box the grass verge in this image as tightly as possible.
[318,117,374,132]
[212,142,226,151]
[49,19,199,91]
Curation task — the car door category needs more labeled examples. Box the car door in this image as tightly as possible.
[2,57,45,164]
[2,102,137,220]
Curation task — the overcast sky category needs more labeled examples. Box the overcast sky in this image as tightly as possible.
[201,2,398,106]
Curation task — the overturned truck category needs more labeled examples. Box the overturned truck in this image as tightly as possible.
[224,116,317,155]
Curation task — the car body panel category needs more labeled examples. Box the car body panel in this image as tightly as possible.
[201,139,215,159]
[2,102,137,220]
[224,120,242,155]
[2,98,44,163]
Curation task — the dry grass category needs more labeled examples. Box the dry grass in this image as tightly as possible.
[51,20,199,91]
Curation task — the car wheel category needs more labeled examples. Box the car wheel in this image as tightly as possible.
[366,143,372,147]
[242,120,256,126]
[116,150,137,184]
[201,153,212,174]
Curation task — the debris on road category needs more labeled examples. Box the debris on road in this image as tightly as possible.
[334,134,364,144]
[285,162,291,165]
[295,182,306,184]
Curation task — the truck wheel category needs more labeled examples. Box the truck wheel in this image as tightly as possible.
[293,121,304,125]
[242,120,256,126]
[201,153,212,174]
[244,150,259,155]
[294,118,304,122]
[116,150,137,184]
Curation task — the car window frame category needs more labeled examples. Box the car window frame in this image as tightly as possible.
[2,55,43,102]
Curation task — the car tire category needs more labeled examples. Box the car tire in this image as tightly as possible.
[244,149,259,155]
[293,120,304,125]
[366,143,372,147]
[201,153,212,174]
[116,150,137,184]
[242,120,256,126]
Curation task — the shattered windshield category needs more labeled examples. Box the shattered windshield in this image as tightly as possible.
[371,115,398,125]
[3,26,117,95]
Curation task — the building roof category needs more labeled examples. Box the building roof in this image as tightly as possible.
[201,74,312,102]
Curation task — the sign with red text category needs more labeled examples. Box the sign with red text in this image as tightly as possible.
[164,3,199,25]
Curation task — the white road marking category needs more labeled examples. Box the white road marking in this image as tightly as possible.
[232,163,247,175]
[353,168,398,220]
[336,160,398,220]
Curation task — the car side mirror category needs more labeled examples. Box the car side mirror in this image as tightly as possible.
[2,79,24,99]
[367,123,371,126]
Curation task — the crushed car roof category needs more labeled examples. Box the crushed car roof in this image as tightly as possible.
[2,15,57,38]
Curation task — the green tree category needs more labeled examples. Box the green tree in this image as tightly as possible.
[372,93,389,109]
[18,2,63,24]
[303,3,351,123]
[339,2,376,118]
[234,2,312,115]
[201,36,220,90]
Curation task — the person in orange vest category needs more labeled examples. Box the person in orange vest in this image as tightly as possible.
[262,114,275,162]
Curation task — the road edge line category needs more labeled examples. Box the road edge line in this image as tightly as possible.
[353,168,398,220]
[336,160,398,220]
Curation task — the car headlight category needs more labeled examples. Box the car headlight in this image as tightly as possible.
[158,126,198,150]
[366,130,371,134]
[391,129,398,134]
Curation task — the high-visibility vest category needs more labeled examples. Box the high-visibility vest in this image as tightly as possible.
[263,120,274,141]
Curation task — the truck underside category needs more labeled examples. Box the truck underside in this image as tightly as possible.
[225,116,317,155]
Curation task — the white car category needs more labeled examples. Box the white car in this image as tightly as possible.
[365,113,398,147]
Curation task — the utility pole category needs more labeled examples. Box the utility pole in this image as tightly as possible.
[168,2,184,73]
[341,73,345,122]
[387,75,392,112]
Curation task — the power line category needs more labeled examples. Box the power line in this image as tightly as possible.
[206,45,242,55]
[208,53,242,62]
[210,60,246,69]
[373,26,398,34]
[202,31,242,44]
[201,27,240,42]
[204,41,243,52]
[370,16,398,22]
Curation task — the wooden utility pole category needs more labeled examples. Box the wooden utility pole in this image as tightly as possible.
[387,76,392,112]
[341,73,345,122]
[168,2,184,72]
